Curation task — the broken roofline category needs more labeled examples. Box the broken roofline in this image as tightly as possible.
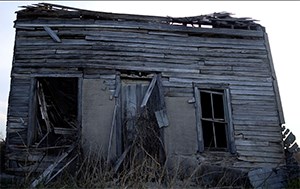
[16,3,262,30]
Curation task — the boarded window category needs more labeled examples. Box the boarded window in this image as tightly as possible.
[194,87,235,153]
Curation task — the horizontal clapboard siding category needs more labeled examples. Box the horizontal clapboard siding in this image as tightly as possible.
[15,19,264,38]
[6,76,31,146]
[7,16,284,170]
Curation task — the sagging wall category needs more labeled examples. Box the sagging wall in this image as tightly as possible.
[82,79,116,158]
[6,3,287,172]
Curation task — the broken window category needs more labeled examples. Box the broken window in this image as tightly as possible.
[194,87,235,153]
[30,77,79,154]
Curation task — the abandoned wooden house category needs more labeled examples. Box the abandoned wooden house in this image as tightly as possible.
[5,3,293,185]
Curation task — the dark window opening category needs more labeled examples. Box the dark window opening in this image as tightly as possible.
[213,93,224,119]
[200,89,228,151]
[200,92,212,118]
[215,122,228,148]
[202,120,214,148]
[33,77,78,154]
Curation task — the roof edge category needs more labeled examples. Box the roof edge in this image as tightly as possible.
[16,3,263,31]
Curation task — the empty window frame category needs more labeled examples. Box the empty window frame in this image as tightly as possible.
[28,77,80,151]
[194,87,235,153]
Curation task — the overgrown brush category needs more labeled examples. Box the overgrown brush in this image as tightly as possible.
[44,147,166,188]
[42,147,250,188]
[1,108,250,188]
[2,149,251,188]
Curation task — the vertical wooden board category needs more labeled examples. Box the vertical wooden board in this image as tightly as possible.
[225,88,236,153]
[115,75,122,157]
[164,96,198,155]
[27,78,37,146]
[81,79,115,157]
[264,32,285,124]
[140,74,157,107]
[121,80,149,147]
[194,87,204,152]
[77,77,83,141]
[124,84,137,143]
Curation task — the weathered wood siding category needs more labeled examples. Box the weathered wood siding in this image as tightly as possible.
[6,10,285,171]
[7,76,31,146]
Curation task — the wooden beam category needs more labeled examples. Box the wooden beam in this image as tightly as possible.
[27,78,37,146]
[30,144,76,188]
[107,103,118,162]
[37,81,52,133]
[140,74,157,107]
[156,73,166,109]
[193,86,204,152]
[114,74,121,98]
[77,77,83,141]
[115,93,122,157]
[155,73,169,128]
[114,144,132,173]
[225,88,236,153]
[43,26,61,43]
[16,22,264,38]
[44,154,78,185]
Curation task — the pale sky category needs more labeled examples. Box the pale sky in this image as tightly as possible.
[1,1,300,141]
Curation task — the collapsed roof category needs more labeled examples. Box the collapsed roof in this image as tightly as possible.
[16,3,263,31]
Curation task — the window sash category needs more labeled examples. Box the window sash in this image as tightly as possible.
[194,86,236,153]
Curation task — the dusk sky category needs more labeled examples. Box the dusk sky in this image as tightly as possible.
[1,1,300,141]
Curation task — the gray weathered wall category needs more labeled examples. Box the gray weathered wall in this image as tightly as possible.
[82,79,115,157]
[164,96,198,155]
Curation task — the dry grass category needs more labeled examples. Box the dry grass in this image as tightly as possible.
[1,111,251,188]
[0,145,251,189]
[37,147,251,189]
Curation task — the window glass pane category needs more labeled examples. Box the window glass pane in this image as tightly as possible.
[200,92,212,118]
[212,93,224,119]
[202,120,215,148]
[215,122,227,148]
